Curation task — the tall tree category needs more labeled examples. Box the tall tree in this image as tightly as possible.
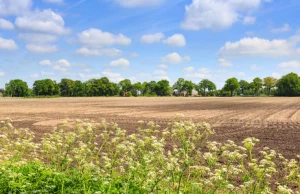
[119,79,132,97]
[183,80,194,95]
[154,80,171,96]
[60,79,75,97]
[224,78,239,97]
[252,77,263,96]
[199,79,216,96]
[239,80,249,95]
[263,77,277,96]
[173,78,185,92]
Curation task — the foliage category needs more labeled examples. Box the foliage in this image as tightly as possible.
[252,77,263,96]
[119,79,132,97]
[264,77,278,96]
[154,79,171,96]
[199,79,216,96]
[33,79,60,96]
[239,80,249,95]
[0,118,299,193]
[4,79,29,97]
[277,73,300,96]
[224,78,240,97]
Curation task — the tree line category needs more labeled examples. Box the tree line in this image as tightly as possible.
[1,72,300,97]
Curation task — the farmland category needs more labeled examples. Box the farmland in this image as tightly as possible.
[1,97,300,158]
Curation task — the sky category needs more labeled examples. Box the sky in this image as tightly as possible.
[0,0,300,89]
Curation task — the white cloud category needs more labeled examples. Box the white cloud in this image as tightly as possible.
[219,37,297,58]
[218,58,232,67]
[163,34,186,47]
[56,59,71,67]
[129,52,139,58]
[53,65,67,72]
[161,52,190,64]
[19,33,57,44]
[109,58,130,67]
[78,28,131,48]
[158,64,168,69]
[112,0,163,8]
[181,0,262,30]
[102,71,123,82]
[0,72,4,77]
[0,37,18,50]
[29,74,40,79]
[41,71,55,76]
[76,47,122,57]
[0,0,32,16]
[43,0,63,3]
[0,18,14,30]
[183,66,195,73]
[278,60,300,69]
[39,60,52,66]
[15,9,70,35]
[184,72,212,79]
[242,16,256,25]
[271,24,291,33]
[26,44,57,53]
[154,69,167,76]
[141,33,165,44]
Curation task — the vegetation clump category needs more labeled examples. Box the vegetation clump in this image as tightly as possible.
[0,118,299,193]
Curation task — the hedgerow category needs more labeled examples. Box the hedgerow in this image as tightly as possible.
[0,116,299,193]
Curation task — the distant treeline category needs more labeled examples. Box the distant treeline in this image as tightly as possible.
[1,72,300,97]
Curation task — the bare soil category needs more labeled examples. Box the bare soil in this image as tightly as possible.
[1,97,300,158]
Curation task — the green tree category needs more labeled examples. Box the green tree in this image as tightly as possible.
[74,81,84,97]
[119,79,132,97]
[60,79,75,97]
[277,73,300,96]
[173,78,185,92]
[251,77,263,96]
[239,80,249,95]
[154,80,171,96]
[199,79,216,96]
[183,80,194,95]
[5,79,29,97]
[33,79,57,96]
[132,82,142,96]
[263,77,277,96]
[224,78,239,97]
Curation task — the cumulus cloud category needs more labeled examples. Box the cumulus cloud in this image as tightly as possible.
[242,16,256,25]
[250,64,262,71]
[0,18,14,30]
[19,33,57,43]
[0,72,4,77]
[181,0,262,30]
[112,0,163,8]
[163,34,186,47]
[141,33,165,44]
[29,74,40,79]
[15,9,70,35]
[0,37,18,50]
[78,73,101,80]
[39,59,72,72]
[158,64,168,69]
[161,52,190,64]
[39,60,52,66]
[218,58,232,67]
[183,66,195,74]
[26,44,57,53]
[0,0,32,16]
[78,28,131,48]
[271,24,291,33]
[278,60,300,69]
[219,37,299,58]
[109,58,130,67]
[76,47,122,57]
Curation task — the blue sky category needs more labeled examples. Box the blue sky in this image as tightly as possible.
[0,0,300,89]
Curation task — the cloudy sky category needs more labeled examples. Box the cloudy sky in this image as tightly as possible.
[0,0,300,88]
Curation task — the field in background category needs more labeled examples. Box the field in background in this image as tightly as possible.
[1,97,300,158]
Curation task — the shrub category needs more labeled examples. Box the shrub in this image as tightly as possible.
[125,91,133,97]
[0,118,299,193]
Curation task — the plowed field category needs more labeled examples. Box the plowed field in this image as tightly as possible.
[1,97,300,158]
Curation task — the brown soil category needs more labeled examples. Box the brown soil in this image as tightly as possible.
[1,97,300,158]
